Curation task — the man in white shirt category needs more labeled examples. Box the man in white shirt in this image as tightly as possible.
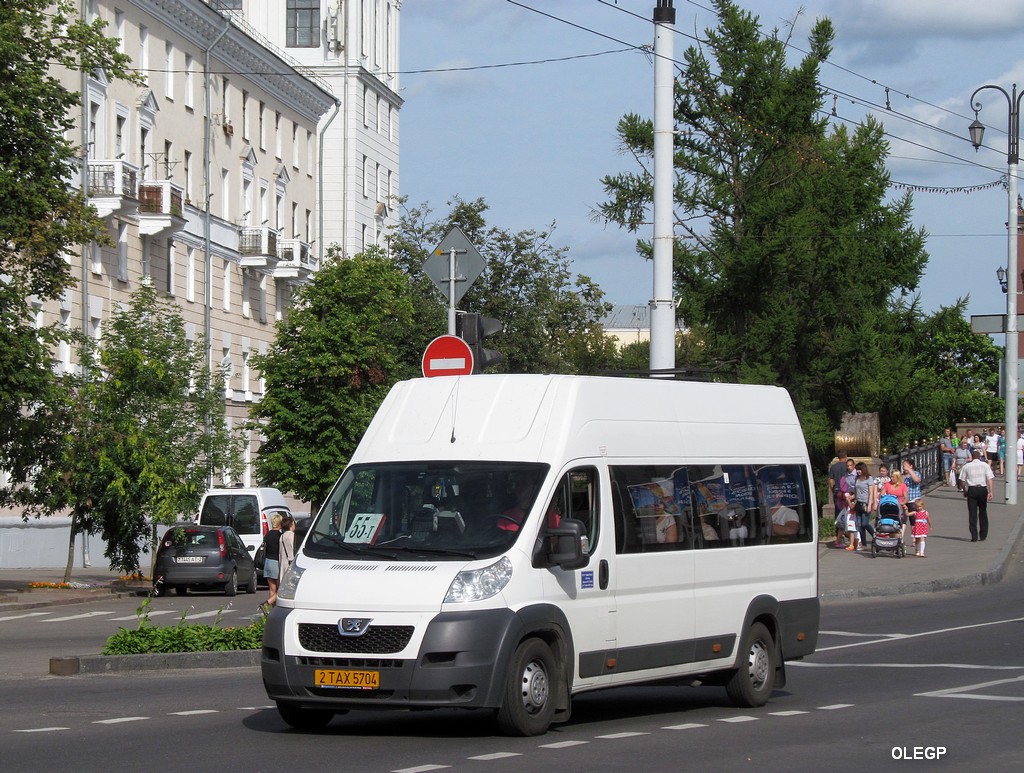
[959,449,994,542]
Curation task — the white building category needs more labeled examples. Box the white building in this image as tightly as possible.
[218,0,402,256]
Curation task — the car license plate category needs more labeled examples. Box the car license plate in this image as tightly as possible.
[174,556,204,563]
[314,669,380,689]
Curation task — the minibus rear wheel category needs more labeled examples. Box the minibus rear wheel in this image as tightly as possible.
[496,638,556,736]
[725,621,775,707]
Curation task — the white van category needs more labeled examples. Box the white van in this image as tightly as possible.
[262,375,820,735]
[196,487,290,557]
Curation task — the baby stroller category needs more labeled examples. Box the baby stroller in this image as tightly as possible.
[872,494,905,559]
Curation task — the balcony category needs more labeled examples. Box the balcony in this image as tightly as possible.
[273,239,318,282]
[87,159,140,218]
[137,180,186,236]
[238,225,281,269]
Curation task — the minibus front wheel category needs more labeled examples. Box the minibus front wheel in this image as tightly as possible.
[725,621,775,707]
[496,638,556,736]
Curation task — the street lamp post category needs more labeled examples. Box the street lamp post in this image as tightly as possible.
[969,82,1024,505]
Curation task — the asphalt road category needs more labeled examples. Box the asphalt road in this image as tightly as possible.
[4,552,1024,772]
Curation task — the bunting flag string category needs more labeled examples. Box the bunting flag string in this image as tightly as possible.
[890,178,1006,195]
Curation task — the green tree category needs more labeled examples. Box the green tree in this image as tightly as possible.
[250,249,425,513]
[0,0,139,494]
[598,1,929,468]
[390,197,616,374]
[12,284,238,579]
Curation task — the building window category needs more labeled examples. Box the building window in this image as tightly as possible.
[287,0,321,48]
[139,25,149,83]
[167,240,176,296]
[241,269,251,318]
[183,150,192,202]
[274,112,282,159]
[163,139,173,179]
[223,260,231,313]
[184,54,194,109]
[91,240,102,275]
[115,10,125,54]
[164,41,174,100]
[186,246,196,302]
[221,169,230,220]
[292,124,299,169]
[306,129,313,174]
[116,223,127,281]
[258,101,265,150]
[362,155,368,197]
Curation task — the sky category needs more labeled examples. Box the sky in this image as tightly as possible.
[398,0,1024,326]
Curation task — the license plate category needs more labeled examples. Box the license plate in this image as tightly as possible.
[174,556,204,563]
[314,669,380,689]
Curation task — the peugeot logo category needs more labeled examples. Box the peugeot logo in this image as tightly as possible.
[338,617,372,636]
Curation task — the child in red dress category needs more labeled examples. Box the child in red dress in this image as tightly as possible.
[912,498,930,557]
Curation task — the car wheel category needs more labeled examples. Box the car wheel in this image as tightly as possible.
[224,569,238,597]
[496,638,557,736]
[245,568,257,594]
[725,621,776,708]
[276,701,334,731]
[173,585,188,596]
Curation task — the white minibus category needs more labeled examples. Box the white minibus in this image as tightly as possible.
[262,375,819,735]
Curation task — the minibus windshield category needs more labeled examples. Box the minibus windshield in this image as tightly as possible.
[304,461,549,560]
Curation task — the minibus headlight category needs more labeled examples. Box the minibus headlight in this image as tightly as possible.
[445,556,513,603]
[277,563,305,600]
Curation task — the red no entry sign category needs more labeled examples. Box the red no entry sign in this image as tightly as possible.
[421,335,474,377]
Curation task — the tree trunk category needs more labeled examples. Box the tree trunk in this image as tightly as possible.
[63,511,78,584]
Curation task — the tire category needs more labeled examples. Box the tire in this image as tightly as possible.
[245,568,257,594]
[224,569,238,597]
[725,621,776,708]
[897,544,905,559]
[496,638,557,737]
[173,585,188,596]
[870,543,877,559]
[276,701,334,731]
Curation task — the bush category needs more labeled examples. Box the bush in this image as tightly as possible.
[101,598,265,655]
[818,516,836,542]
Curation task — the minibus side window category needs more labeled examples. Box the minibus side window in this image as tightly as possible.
[609,466,690,554]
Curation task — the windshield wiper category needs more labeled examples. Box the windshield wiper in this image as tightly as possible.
[395,546,480,559]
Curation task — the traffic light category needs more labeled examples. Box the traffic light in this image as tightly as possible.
[456,312,503,373]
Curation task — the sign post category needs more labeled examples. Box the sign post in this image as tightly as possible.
[424,226,486,335]
[421,335,475,378]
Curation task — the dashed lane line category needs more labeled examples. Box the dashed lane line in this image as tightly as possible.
[41,611,115,623]
[0,612,50,622]
[92,717,149,724]
[13,727,69,733]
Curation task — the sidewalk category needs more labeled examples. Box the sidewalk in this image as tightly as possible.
[2,484,1023,609]
[818,477,1024,600]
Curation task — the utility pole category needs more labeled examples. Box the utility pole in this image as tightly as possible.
[650,0,676,376]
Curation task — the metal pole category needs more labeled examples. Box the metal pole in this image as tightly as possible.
[970,83,1021,505]
[448,248,457,335]
[650,0,676,375]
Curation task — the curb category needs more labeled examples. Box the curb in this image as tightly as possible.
[50,648,261,675]
[0,588,148,612]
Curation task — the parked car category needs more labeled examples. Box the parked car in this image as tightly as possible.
[152,524,258,597]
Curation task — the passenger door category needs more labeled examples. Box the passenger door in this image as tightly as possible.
[537,466,617,690]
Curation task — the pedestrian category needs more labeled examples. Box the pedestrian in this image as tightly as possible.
[279,515,297,581]
[902,459,923,546]
[998,429,1006,476]
[828,450,850,546]
[958,448,994,542]
[883,470,909,544]
[1017,431,1024,481]
[852,462,874,550]
[985,429,1000,471]
[940,428,956,485]
[954,439,971,490]
[261,513,284,611]
[912,497,931,557]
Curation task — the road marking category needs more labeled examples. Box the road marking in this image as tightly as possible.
[0,612,50,622]
[596,731,650,739]
[168,710,219,716]
[93,717,149,724]
[815,616,1024,653]
[916,674,1024,702]
[718,715,758,723]
[540,740,590,748]
[769,710,809,716]
[818,704,854,710]
[14,727,69,733]
[391,766,450,773]
[468,753,521,760]
[183,609,238,620]
[792,662,1024,671]
[41,611,115,623]
[663,722,707,730]
[112,610,178,621]
[820,630,905,639]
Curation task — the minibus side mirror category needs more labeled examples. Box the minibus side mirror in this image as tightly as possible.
[547,518,589,570]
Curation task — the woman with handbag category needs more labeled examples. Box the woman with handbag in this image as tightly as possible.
[260,514,284,612]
